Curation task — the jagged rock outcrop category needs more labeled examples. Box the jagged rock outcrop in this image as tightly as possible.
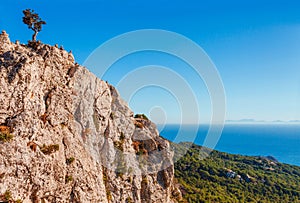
[0,31,181,203]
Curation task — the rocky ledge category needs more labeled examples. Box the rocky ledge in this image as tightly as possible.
[0,31,181,203]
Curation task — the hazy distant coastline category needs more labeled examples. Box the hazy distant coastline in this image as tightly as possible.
[226,119,300,124]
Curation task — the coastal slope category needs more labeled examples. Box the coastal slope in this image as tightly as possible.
[173,142,300,203]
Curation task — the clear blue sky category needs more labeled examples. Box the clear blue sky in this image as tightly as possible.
[1,0,300,124]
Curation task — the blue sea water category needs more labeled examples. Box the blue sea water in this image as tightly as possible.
[158,124,300,166]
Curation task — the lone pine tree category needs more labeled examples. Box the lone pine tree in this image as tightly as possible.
[22,9,46,42]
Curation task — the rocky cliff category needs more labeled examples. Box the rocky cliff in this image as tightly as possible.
[0,31,181,203]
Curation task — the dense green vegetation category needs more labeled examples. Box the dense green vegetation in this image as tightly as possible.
[172,142,300,203]
[134,114,149,120]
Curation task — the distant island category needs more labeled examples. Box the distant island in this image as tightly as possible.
[226,119,300,124]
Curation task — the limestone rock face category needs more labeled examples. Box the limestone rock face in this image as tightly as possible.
[0,31,181,203]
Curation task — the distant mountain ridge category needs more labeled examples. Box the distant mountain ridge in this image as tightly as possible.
[226,119,300,123]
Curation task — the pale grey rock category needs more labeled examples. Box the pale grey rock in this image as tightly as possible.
[0,31,181,203]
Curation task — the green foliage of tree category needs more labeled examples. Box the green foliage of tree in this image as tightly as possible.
[134,114,149,120]
[173,142,300,203]
[22,9,46,42]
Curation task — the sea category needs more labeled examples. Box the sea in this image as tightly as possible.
[158,124,300,166]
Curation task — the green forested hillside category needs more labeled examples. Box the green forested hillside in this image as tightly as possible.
[172,142,300,203]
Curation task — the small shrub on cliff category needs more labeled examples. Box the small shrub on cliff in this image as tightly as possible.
[65,175,73,183]
[66,157,75,165]
[40,144,59,155]
[102,166,112,201]
[106,190,112,201]
[134,114,149,120]
[0,190,23,203]
[0,190,12,201]
[0,125,13,142]
[126,197,133,203]
[0,132,13,142]
[120,132,125,141]
[113,141,123,151]
[114,132,126,151]
[141,176,148,184]
[115,153,127,177]
[110,112,115,120]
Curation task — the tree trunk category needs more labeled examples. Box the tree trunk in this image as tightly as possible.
[32,31,38,42]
